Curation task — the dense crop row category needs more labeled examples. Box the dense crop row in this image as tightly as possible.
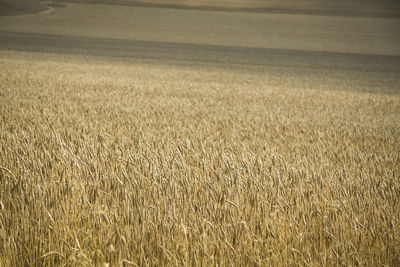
[1,51,399,266]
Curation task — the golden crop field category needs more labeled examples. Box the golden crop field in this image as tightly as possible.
[1,50,399,266]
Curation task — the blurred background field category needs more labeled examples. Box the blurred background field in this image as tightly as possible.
[53,0,400,16]
[2,0,399,17]
[0,0,47,15]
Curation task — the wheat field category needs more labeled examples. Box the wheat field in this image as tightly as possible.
[1,51,399,266]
